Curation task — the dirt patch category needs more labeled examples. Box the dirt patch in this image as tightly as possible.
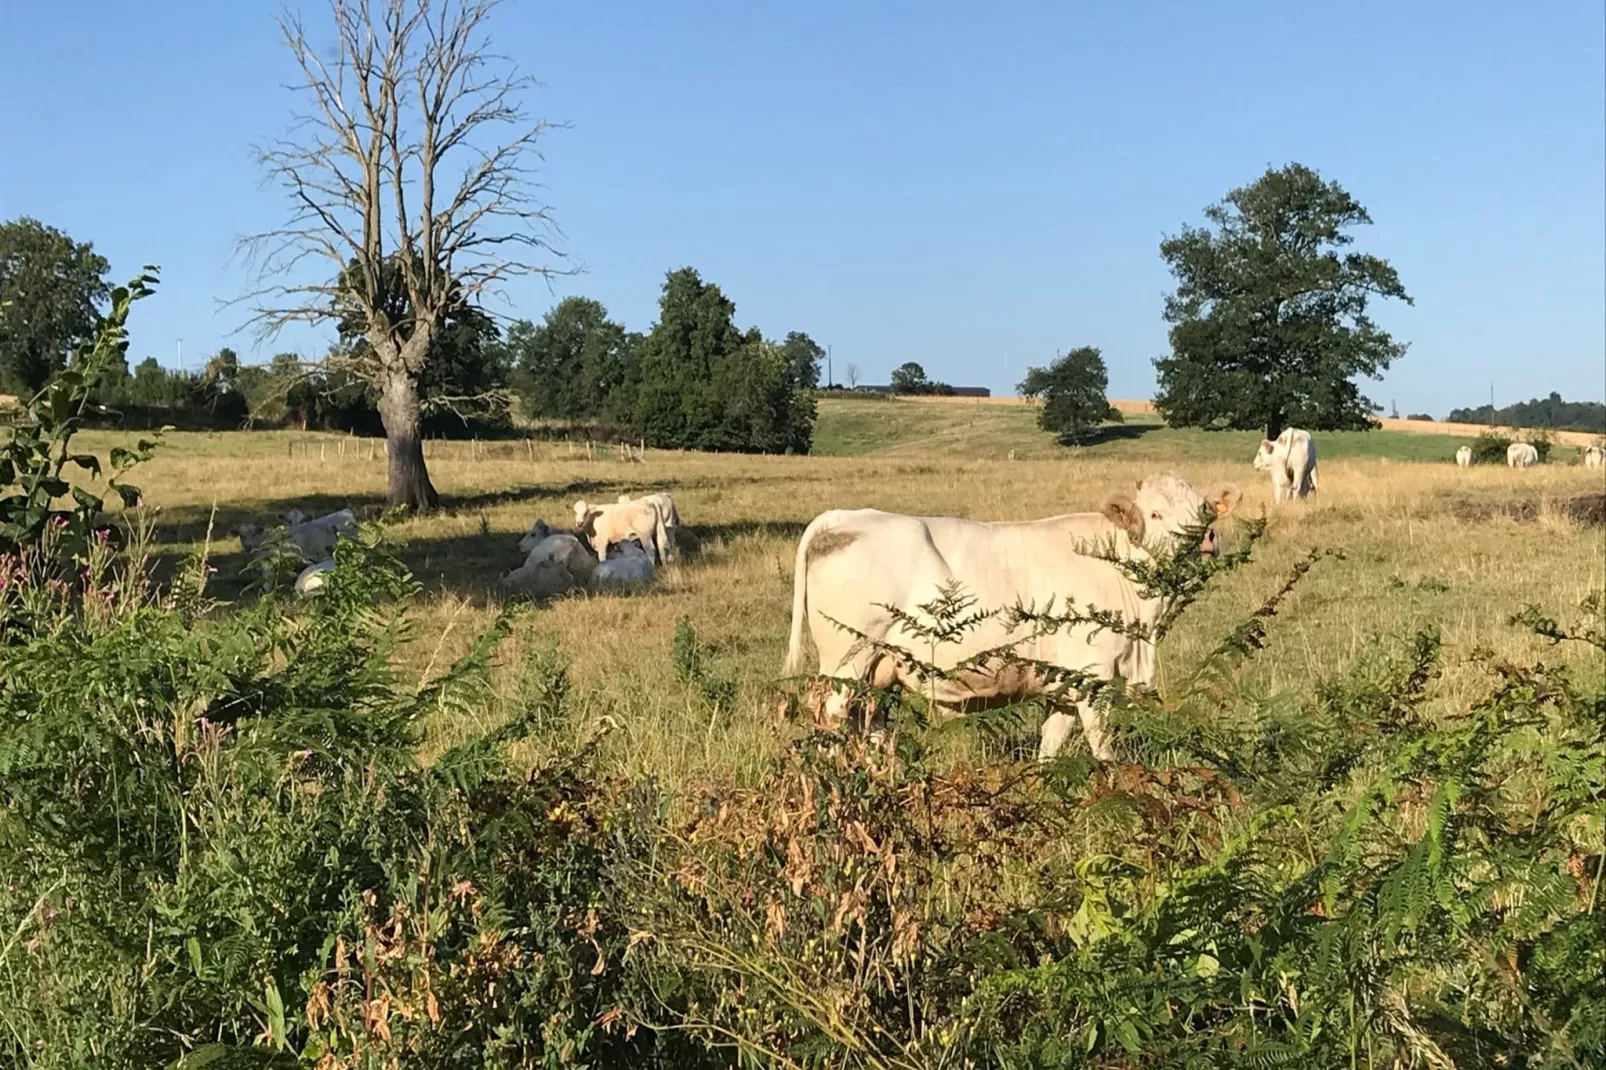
[1452,492,1606,527]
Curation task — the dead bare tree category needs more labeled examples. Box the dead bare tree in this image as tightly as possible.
[844,362,863,390]
[240,0,564,509]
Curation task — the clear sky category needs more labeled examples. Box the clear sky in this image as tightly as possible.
[2,1,1602,412]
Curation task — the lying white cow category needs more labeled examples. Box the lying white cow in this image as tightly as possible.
[573,498,672,564]
[617,491,680,562]
[1252,429,1318,501]
[783,473,1241,760]
[520,526,596,585]
[1582,445,1604,470]
[496,556,577,600]
[294,559,336,598]
[236,507,358,562]
[284,508,358,561]
[590,537,655,590]
[1455,446,1473,468]
[1507,442,1539,469]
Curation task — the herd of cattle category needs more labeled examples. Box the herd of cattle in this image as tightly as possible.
[230,427,1604,760]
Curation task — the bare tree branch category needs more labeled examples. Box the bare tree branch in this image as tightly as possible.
[234,0,574,509]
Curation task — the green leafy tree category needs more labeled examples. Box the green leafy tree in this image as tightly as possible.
[508,298,638,422]
[889,361,930,395]
[779,331,824,392]
[1018,346,1122,443]
[1154,163,1412,439]
[0,218,112,394]
[632,268,816,453]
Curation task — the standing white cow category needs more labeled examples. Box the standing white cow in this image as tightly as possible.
[782,474,1241,761]
[1252,428,1318,501]
[618,492,681,561]
[1507,442,1539,469]
[573,498,672,564]
[1582,445,1604,469]
[1455,446,1473,468]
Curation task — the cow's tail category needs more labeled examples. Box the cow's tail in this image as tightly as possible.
[783,514,828,675]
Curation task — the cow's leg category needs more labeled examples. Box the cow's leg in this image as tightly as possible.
[1037,709,1078,760]
[1077,702,1115,760]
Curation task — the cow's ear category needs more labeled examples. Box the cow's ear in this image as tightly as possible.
[1203,483,1242,517]
[1101,493,1144,537]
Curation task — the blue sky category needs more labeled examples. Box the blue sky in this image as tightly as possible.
[2,1,1602,412]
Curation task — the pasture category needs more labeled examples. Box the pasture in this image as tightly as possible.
[92,394,1606,788]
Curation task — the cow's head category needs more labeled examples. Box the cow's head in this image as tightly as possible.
[1251,439,1277,471]
[235,522,267,555]
[518,518,552,555]
[572,500,598,528]
[284,508,308,527]
[1102,473,1241,556]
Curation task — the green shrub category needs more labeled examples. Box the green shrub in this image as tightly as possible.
[1470,430,1513,465]
[627,548,1606,1067]
[0,281,665,1070]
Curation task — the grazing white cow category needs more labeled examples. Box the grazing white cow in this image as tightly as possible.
[1252,429,1318,501]
[1507,442,1539,469]
[590,537,655,590]
[782,473,1241,760]
[573,498,672,564]
[1455,446,1473,468]
[294,559,336,598]
[1583,445,1605,470]
[617,491,681,561]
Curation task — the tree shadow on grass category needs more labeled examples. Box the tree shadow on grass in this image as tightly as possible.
[141,471,823,550]
[1058,422,1163,447]
[161,513,811,612]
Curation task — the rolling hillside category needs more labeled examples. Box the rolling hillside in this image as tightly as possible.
[811,394,1586,462]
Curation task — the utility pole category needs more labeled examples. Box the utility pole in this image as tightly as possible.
[177,338,183,373]
[827,345,833,389]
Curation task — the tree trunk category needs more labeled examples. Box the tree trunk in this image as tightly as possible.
[376,368,439,511]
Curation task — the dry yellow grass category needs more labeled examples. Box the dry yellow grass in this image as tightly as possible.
[72,424,1606,789]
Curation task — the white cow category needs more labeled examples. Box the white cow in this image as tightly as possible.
[284,508,358,561]
[1583,445,1605,469]
[1455,446,1473,468]
[1507,442,1539,469]
[235,507,358,562]
[573,498,672,564]
[617,491,681,562]
[590,537,655,590]
[521,529,597,585]
[496,557,578,600]
[782,473,1241,761]
[294,559,336,598]
[1252,429,1318,501]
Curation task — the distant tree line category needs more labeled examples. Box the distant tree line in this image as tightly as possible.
[3,218,819,452]
[508,267,819,453]
[1447,392,1605,433]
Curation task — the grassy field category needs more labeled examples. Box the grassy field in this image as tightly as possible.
[811,392,1591,462]
[76,394,1606,788]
